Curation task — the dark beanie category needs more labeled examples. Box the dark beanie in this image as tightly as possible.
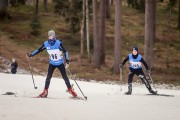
[132,47,138,52]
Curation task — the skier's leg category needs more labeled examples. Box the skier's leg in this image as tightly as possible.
[125,71,134,95]
[57,64,71,88]
[39,64,55,97]
[138,70,157,94]
[44,64,56,89]
[57,64,77,97]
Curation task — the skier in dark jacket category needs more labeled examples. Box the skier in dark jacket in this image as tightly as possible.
[11,58,18,74]
[27,30,77,98]
[119,47,157,95]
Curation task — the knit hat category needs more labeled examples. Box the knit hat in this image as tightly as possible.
[48,30,55,37]
[132,47,138,52]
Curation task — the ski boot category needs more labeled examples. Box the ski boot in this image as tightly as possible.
[149,89,157,95]
[38,89,48,98]
[68,88,77,97]
[124,91,132,95]
[124,83,132,95]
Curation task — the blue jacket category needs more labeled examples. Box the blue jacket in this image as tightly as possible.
[128,54,142,69]
[31,40,69,66]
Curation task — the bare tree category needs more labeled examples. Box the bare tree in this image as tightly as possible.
[35,0,39,16]
[80,0,86,57]
[178,0,180,30]
[93,0,100,68]
[99,0,106,65]
[114,0,122,74]
[86,0,90,61]
[0,0,8,20]
[144,0,157,69]
[106,0,111,18]
[43,0,48,13]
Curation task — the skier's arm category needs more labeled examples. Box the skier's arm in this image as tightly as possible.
[30,44,46,57]
[119,56,129,68]
[140,58,149,70]
[59,43,69,63]
[122,56,129,65]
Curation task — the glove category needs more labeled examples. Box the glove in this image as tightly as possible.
[65,63,69,69]
[66,59,69,64]
[119,64,123,69]
[26,53,33,58]
[65,60,69,69]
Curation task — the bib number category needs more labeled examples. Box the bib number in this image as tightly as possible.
[130,62,141,68]
[47,49,63,61]
[51,54,58,60]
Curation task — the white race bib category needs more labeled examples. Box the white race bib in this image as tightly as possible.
[130,61,142,68]
[47,49,63,61]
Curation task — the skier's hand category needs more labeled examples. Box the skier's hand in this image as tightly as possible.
[119,64,123,69]
[66,59,69,64]
[26,53,32,58]
[65,60,69,69]
[65,63,69,69]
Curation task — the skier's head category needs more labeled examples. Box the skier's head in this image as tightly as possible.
[12,58,16,63]
[132,47,138,55]
[48,30,56,39]
[48,30,56,46]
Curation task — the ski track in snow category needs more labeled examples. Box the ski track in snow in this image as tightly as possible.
[0,73,180,120]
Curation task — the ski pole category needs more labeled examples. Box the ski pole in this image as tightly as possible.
[26,54,38,89]
[119,67,123,91]
[148,72,157,92]
[67,69,87,100]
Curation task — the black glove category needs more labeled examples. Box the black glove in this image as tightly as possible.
[64,60,69,69]
[119,64,123,68]
[66,59,69,64]
[65,60,69,69]
[26,53,33,58]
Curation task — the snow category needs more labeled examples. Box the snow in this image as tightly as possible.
[0,72,180,120]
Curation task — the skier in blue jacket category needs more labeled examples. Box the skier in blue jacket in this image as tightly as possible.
[119,47,157,95]
[27,30,77,98]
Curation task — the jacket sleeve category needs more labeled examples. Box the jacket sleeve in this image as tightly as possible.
[140,58,149,70]
[122,56,129,65]
[31,44,46,56]
[59,42,69,62]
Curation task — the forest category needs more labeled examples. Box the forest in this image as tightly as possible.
[0,0,180,86]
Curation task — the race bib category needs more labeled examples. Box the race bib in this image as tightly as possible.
[130,61,142,68]
[47,49,63,61]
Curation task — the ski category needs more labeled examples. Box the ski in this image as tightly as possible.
[146,93,174,97]
[31,96,87,100]
[69,96,87,101]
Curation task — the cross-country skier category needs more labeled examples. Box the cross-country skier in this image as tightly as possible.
[119,47,157,95]
[27,30,77,98]
[11,58,18,74]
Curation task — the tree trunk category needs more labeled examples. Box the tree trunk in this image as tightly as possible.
[86,0,90,61]
[93,0,100,68]
[114,0,122,74]
[99,0,106,65]
[80,0,86,58]
[166,2,172,68]
[35,0,39,16]
[178,0,180,30]
[0,0,8,20]
[106,0,111,18]
[144,0,156,69]
[43,0,48,13]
